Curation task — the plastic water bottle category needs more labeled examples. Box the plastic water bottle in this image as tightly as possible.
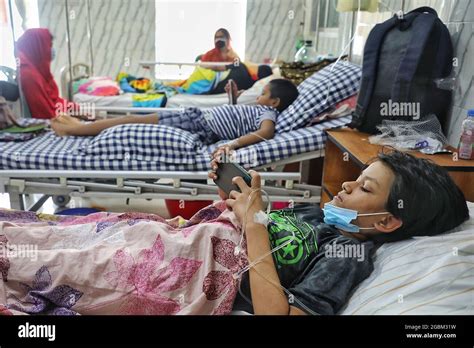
[295,22,305,53]
[294,41,319,63]
[458,109,474,160]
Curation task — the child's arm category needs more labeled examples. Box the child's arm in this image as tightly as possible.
[224,80,244,103]
[225,172,307,315]
[204,65,227,72]
[229,120,275,150]
[211,120,274,160]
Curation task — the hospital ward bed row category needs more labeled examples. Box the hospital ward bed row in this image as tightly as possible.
[0,62,360,210]
[1,58,473,318]
[62,58,338,115]
[62,61,277,113]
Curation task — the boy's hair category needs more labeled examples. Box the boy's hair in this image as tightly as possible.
[268,79,299,112]
[373,151,469,243]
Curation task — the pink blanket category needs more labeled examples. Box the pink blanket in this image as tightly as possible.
[0,202,248,315]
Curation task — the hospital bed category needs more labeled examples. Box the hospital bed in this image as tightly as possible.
[61,62,273,112]
[0,115,351,211]
[231,201,474,315]
[339,202,474,315]
[1,61,361,211]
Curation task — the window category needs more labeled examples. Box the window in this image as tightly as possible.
[0,0,39,75]
[306,0,340,55]
[154,0,247,80]
[311,0,339,30]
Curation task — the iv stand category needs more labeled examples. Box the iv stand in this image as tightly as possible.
[86,0,94,76]
[64,0,73,100]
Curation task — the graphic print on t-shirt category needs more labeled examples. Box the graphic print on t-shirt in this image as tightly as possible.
[267,210,318,267]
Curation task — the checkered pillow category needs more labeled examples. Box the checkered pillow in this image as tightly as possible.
[276,62,361,133]
[80,124,202,164]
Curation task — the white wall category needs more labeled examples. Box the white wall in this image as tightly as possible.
[38,0,156,91]
[245,0,305,63]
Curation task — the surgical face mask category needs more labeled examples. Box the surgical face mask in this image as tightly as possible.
[323,203,389,233]
[51,47,56,61]
[215,38,227,49]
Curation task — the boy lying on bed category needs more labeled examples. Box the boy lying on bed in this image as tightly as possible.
[209,150,469,314]
[50,79,299,152]
[0,151,468,315]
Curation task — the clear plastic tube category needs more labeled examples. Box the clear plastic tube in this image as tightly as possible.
[234,188,319,315]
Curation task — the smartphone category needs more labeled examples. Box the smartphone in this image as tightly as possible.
[213,161,252,195]
[227,79,238,105]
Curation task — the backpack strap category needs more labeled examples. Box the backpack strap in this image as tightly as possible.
[391,9,438,102]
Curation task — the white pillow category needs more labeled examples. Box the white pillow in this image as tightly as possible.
[239,74,280,98]
[276,62,361,133]
[340,201,474,315]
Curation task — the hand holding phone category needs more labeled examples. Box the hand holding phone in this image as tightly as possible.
[212,161,252,196]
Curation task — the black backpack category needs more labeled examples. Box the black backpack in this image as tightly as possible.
[349,7,453,134]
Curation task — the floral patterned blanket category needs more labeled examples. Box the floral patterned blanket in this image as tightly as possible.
[0,202,247,315]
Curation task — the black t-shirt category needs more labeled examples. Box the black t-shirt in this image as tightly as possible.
[233,204,375,315]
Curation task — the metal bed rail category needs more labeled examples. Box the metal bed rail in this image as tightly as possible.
[139,61,280,68]
[0,169,322,211]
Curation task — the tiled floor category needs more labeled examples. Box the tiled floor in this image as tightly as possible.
[0,192,171,217]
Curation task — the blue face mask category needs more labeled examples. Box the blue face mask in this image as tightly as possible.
[323,203,389,233]
[51,47,56,61]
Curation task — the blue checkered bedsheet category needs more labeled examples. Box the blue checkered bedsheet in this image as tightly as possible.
[0,116,351,171]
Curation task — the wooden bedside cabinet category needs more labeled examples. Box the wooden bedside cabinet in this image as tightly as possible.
[321,128,474,206]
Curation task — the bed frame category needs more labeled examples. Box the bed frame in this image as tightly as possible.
[2,64,324,212]
[0,149,323,211]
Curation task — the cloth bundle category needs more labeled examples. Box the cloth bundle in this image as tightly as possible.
[0,99,48,141]
[75,77,121,96]
[116,67,227,108]
[307,94,357,126]
[0,96,19,130]
[280,56,345,85]
[117,72,152,93]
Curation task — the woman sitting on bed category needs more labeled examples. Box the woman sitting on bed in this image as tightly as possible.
[199,28,240,68]
[16,28,82,120]
[0,151,468,315]
[199,28,272,94]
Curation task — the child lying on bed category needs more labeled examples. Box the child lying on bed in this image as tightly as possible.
[0,151,468,315]
[208,150,469,314]
[50,79,299,151]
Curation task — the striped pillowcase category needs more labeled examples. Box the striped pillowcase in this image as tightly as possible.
[340,202,474,315]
